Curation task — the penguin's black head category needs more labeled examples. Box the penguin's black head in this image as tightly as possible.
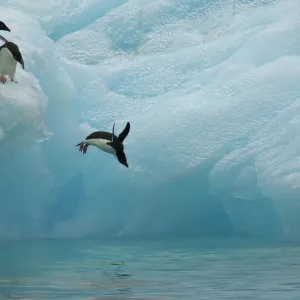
[116,150,128,168]
[6,42,24,69]
[0,22,10,32]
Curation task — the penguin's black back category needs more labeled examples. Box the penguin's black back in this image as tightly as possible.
[86,131,115,141]
[86,131,124,150]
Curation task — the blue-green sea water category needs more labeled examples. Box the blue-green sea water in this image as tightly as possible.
[1,238,300,299]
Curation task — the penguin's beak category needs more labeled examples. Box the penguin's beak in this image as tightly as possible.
[122,161,129,168]
[116,151,129,168]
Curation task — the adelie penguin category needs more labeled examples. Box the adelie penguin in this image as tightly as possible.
[76,122,131,168]
[0,35,24,84]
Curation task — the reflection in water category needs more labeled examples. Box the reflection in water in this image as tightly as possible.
[1,238,300,299]
[0,244,163,299]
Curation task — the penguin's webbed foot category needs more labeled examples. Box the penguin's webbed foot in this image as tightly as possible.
[83,144,88,154]
[0,76,6,84]
[79,142,84,152]
[77,142,88,154]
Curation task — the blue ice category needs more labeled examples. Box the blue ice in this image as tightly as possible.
[0,0,300,241]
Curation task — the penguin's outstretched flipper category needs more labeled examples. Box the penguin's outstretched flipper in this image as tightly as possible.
[111,122,115,142]
[118,122,130,142]
[0,22,10,32]
[0,35,8,44]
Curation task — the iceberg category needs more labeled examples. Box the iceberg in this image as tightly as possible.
[0,0,300,240]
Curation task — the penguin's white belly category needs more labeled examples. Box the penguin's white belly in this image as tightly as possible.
[86,138,115,154]
[0,48,17,78]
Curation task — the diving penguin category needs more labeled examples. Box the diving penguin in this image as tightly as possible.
[0,21,11,32]
[76,122,131,168]
[0,35,24,84]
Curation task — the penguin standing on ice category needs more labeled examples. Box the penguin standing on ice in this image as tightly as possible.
[0,21,11,32]
[0,35,24,84]
[76,122,131,168]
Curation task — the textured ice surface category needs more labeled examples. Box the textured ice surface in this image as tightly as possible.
[0,0,300,240]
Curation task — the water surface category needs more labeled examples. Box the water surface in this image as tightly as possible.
[0,238,300,299]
